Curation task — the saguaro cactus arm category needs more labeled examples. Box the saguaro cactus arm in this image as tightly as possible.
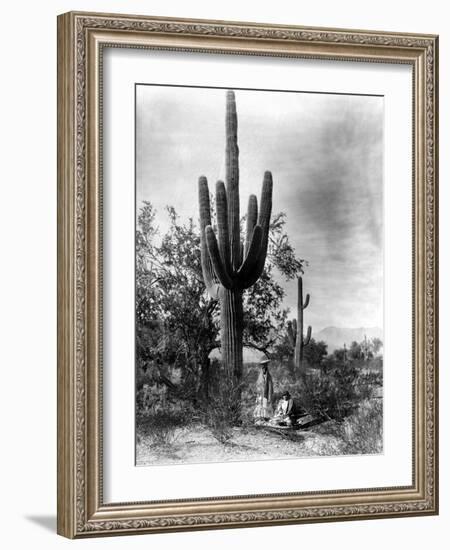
[304,325,312,347]
[244,195,258,257]
[215,180,231,272]
[198,176,220,298]
[237,226,263,279]
[239,240,244,266]
[205,226,234,289]
[303,293,310,309]
[240,172,273,288]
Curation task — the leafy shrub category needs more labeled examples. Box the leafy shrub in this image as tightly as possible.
[136,382,167,415]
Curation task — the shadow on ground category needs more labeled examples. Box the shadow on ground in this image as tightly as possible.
[25,515,56,533]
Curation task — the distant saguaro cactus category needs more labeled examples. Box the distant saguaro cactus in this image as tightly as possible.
[198,90,273,382]
[287,276,312,375]
[286,319,297,348]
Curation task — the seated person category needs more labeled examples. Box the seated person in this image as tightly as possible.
[272,391,296,426]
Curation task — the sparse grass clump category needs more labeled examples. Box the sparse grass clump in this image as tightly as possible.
[340,399,383,454]
[137,409,188,447]
[312,399,383,455]
[199,380,244,445]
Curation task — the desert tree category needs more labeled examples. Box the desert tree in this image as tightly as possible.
[136,202,219,401]
[136,202,305,401]
[371,337,383,356]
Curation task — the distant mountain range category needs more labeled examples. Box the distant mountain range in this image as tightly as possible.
[314,326,383,353]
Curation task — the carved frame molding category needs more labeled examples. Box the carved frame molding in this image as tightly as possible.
[57,11,438,538]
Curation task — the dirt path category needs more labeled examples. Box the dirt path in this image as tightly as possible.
[136,424,344,466]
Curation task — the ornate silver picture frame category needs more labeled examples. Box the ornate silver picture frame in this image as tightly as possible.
[57,11,438,538]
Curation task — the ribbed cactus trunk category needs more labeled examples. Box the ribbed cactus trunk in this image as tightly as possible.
[220,288,244,380]
[294,276,312,377]
[198,90,273,384]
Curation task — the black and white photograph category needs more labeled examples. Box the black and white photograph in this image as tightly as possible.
[1,0,442,544]
[135,84,384,466]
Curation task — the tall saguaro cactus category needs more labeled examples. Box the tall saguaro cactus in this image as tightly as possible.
[198,90,273,382]
[292,276,312,375]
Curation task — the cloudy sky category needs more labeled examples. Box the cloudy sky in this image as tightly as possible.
[136,85,383,332]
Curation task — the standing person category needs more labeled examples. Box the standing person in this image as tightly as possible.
[254,358,274,420]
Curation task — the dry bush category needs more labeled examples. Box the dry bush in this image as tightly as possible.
[300,360,360,420]
[200,380,244,445]
[313,399,383,456]
[340,399,383,454]
[137,409,187,447]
